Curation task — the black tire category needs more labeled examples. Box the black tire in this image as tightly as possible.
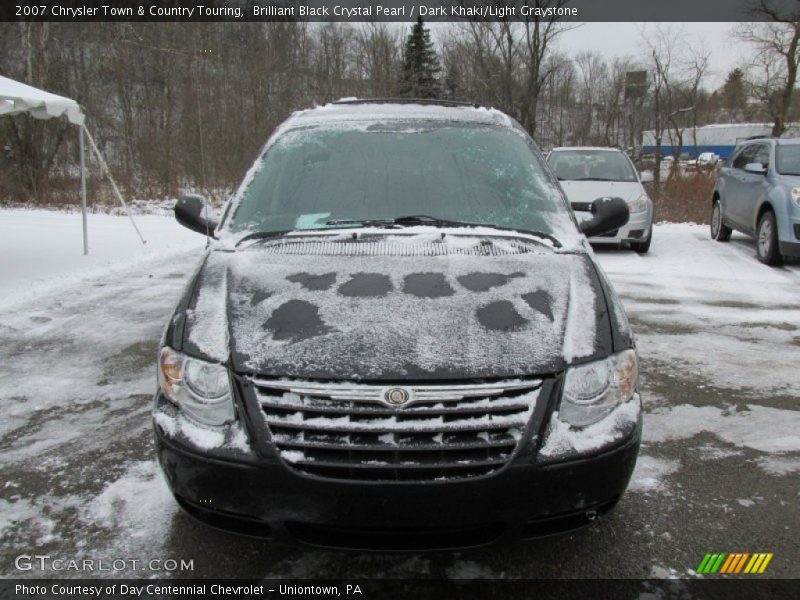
[756,210,783,266]
[630,226,652,254]
[711,199,732,241]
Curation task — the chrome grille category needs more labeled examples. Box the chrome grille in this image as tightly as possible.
[252,378,542,482]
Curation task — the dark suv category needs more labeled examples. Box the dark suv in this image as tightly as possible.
[711,137,800,265]
[154,100,641,550]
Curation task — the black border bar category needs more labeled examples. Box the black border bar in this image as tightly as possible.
[3,0,800,22]
[2,579,800,600]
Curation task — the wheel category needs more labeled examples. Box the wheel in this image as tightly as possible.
[710,199,732,241]
[756,210,783,266]
[630,226,652,254]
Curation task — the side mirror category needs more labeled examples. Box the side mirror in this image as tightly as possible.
[175,195,219,236]
[744,162,767,175]
[639,170,654,184]
[576,197,630,238]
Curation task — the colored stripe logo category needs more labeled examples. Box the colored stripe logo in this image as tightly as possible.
[697,552,773,574]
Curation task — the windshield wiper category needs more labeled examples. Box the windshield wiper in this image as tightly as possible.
[234,229,292,247]
[575,177,614,181]
[324,215,476,229]
[387,215,563,248]
[239,215,562,249]
[392,214,478,228]
[324,218,400,228]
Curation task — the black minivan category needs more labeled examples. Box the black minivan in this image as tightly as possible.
[154,100,641,550]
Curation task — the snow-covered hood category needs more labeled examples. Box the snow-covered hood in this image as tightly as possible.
[179,235,613,381]
[558,181,643,205]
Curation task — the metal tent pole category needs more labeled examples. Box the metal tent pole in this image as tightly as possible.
[81,125,146,245]
[79,126,88,255]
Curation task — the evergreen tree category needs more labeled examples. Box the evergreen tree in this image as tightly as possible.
[720,68,747,114]
[398,17,442,99]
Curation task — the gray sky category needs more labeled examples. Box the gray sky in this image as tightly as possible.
[557,23,745,88]
[429,22,747,90]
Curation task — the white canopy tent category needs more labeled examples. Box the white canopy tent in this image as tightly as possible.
[0,74,145,254]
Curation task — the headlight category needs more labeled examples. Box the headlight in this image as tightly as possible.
[560,349,638,427]
[628,194,649,214]
[791,187,800,207]
[158,347,235,426]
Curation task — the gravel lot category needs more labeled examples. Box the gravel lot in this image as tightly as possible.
[1,217,798,580]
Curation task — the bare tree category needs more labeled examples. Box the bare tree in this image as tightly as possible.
[642,26,709,182]
[441,1,576,134]
[354,23,401,98]
[737,0,800,136]
[2,19,733,206]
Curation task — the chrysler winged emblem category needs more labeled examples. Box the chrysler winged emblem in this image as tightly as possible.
[384,387,410,406]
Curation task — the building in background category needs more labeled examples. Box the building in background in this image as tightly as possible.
[643,123,800,159]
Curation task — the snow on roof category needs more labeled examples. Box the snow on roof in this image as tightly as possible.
[0,74,84,125]
[550,146,624,153]
[698,122,775,130]
[286,100,515,129]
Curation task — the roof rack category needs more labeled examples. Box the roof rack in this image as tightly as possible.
[332,98,482,109]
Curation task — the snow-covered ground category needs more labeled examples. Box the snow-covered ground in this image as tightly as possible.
[0,212,798,580]
[0,209,204,309]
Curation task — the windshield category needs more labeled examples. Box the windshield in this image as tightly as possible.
[548,150,637,182]
[776,145,800,176]
[224,122,577,242]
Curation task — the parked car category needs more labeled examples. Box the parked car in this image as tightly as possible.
[547,146,654,253]
[711,137,800,265]
[697,152,719,169]
[155,100,642,550]
[639,153,657,171]
[679,153,698,171]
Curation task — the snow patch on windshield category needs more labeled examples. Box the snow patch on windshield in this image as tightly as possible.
[539,396,640,458]
[215,110,585,253]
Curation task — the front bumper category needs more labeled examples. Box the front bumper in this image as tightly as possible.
[778,219,800,257]
[779,240,800,258]
[588,207,653,246]
[153,382,642,551]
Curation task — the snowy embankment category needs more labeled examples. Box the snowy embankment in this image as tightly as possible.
[0,209,205,309]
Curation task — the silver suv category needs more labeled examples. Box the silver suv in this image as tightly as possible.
[711,137,800,265]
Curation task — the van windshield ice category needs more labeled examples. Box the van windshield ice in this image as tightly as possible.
[225,122,576,241]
